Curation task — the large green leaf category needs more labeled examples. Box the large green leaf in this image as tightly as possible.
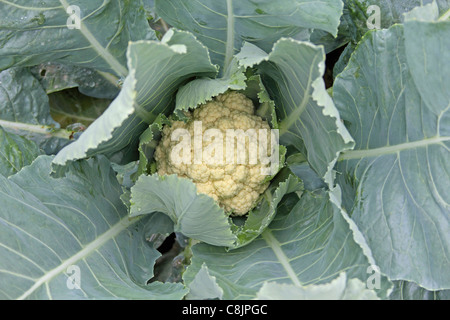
[0,0,156,77]
[183,188,392,299]
[334,21,450,290]
[236,40,354,187]
[174,58,247,118]
[0,127,42,177]
[389,280,450,300]
[129,169,301,248]
[344,0,450,41]
[156,0,343,70]
[0,68,56,125]
[331,0,450,77]
[0,155,186,299]
[255,273,379,300]
[0,67,72,154]
[31,62,120,99]
[130,174,237,247]
[52,29,218,169]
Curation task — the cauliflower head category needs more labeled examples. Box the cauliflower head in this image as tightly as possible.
[155,91,274,215]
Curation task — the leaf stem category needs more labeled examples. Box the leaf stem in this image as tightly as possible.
[0,119,72,140]
[96,70,120,87]
[438,8,450,21]
[261,228,302,287]
[223,0,234,73]
[338,136,450,161]
[17,215,142,300]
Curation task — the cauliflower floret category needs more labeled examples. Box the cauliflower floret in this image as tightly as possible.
[154,91,274,215]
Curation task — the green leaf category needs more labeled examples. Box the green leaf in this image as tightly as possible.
[52,29,218,169]
[135,114,169,178]
[185,263,223,300]
[389,280,450,300]
[233,167,302,248]
[156,0,343,70]
[236,40,354,188]
[344,0,449,41]
[287,153,327,191]
[403,0,440,21]
[0,67,72,154]
[0,155,186,299]
[255,273,379,300]
[183,187,392,299]
[174,58,247,117]
[331,0,450,78]
[334,22,450,290]
[129,168,301,248]
[0,68,56,125]
[31,63,120,99]
[0,127,42,177]
[242,73,278,129]
[130,174,237,247]
[0,0,156,77]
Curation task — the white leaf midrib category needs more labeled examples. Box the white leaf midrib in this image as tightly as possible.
[261,228,302,287]
[17,215,139,300]
[339,136,450,161]
[0,119,72,140]
[223,0,234,72]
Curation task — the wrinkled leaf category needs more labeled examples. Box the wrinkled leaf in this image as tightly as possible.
[0,155,186,299]
[332,0,450,77]
[130,174,237,247]
[0,127,42,177]
[156,0,343,70]
[334,21,450,290]
[185,263,223,300]
[184,188,392,299]
[52,29,218,169]
[255,273,379,300]
[389,280,450,300]
[129,169,301,248]
[0,0,156,76]
[174,58,247,117]
[0,67,72,154]
[236,40,354,187]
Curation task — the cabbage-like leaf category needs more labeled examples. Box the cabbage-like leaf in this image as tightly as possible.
[0,127,41,177]
[184,187,392,299]
[286,153,327,191]
[0,68,72,154]
[0,68,56,125]
[0,155,186,299]
[344,0,450,41]
[130,174,237,247]
[255,273,379,300]
[129,169,302,248]
[331,0,450,77]
[236,40,354,187]
[185,263,223,300]
[389,281,450,300]
[334,21,450,290]
[174,58,247,117]
[31,63,119,99]
[0,0,155,76]
[52,29,218,170]
[156,0,343,70]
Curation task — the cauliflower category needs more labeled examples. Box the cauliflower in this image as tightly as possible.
[154,91,275,215]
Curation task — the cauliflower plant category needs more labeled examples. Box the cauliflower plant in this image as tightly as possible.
[155,91,274,215]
